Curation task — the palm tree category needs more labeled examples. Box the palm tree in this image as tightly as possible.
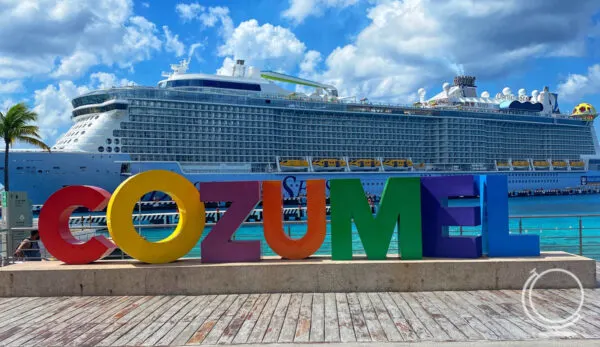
[0,103,50,192]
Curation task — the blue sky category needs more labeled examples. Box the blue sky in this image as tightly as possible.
[1,0,600,145]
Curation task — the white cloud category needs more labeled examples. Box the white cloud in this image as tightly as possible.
[141,2,150,8]
[0,80,24,94]
[32,81,89,141]
[283,0,358,24]
[176,2,204,21]
[311,0,600,102]
[0,0,162,79]
[300,50,322,76]
[163,26,186,57]
[557,64,600,102]
[89,72,135,89]
[176,3,234,38]
[217,19,306,74]
[0,98,16,113]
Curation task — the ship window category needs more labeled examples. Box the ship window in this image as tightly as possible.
[114,147,120,153]
[114,139,120,145]
[81,131,85,135]
[98,146,105,152]
[106,138,112,145]
[106,147,112,153]
[165,79,261,91]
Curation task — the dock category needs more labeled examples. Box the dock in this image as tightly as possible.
[0,264,599,345]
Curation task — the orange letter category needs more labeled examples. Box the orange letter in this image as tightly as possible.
[263,180,326,259]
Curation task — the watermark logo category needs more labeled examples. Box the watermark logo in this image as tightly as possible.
[521,268,584,330]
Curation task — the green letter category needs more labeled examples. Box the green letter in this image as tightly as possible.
[330,178,422,260]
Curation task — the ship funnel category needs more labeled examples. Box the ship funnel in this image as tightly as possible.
[232,59,247,78]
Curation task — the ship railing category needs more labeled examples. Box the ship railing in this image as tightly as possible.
[3,212,600,265]
[105,86,574,119]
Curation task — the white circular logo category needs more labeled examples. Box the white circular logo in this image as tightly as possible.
[521,268,584,330]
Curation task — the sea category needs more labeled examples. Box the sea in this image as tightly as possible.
[96,194,600,261]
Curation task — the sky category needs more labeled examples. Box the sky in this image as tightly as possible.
[1,0,600,146]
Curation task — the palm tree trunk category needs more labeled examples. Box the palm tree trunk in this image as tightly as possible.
[4,141,8,192]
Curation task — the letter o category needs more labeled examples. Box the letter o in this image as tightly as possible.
[107,170,205,263]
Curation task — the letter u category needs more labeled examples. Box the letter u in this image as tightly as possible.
[263,180,326,259]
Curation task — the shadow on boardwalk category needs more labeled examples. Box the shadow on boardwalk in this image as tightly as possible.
[0,265,598,346]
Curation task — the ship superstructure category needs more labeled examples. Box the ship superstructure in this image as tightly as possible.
[2,60,599,204]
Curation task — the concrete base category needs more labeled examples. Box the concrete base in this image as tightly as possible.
[0,252,595,297]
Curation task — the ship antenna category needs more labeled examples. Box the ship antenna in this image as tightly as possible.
[162,59,189,78]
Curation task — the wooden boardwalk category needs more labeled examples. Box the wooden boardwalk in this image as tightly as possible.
[0,268,598,346]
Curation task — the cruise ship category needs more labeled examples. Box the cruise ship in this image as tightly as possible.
[1,59,599,205]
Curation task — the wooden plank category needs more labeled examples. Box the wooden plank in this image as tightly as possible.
[232,293,270,344]
[96,296,151,323]
[335,293,356,342]
[156,295,218,346]
[294,293,313,342]
[424,292,485,340]
[510,289,600,338]
[97,296,172,346]
[184,294,238,345]
[403,292,464,341]
[64,322,111,347]
[276,293,302,343]
[346,292,371,342]
[139,296,200,346]
[75,322,126,347]
[453,291,529,340]
[388,292,438,340]
[218,294,260,344]
[309,293,324,342]
[443,291,515,340]
[357,292,387,342]
[433,291,500,340]
[410,292,469,341]
[4,298,101,346]
[367,292,403,342]
[324,293,340,342]
[247,293,284,343]
[470,290,544,338]
[124,296,188,346]
[0,297,69,335]
[377,293,419,341]
[199,294,248,345]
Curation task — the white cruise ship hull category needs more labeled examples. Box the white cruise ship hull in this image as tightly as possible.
[2,151,599,206]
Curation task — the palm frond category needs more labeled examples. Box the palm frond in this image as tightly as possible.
[16,136,51,151]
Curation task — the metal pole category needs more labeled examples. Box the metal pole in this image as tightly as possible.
[519,219,523,234]
[578,217,583,256]
[459,226,463,236]
[287,224,292,238]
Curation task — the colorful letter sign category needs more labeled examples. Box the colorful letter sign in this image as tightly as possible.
[36,170,540,265]
[38,186,116,264]
[107,170,205,264]
[330,178,422,260]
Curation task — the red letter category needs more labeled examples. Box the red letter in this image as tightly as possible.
[38,186,116,264]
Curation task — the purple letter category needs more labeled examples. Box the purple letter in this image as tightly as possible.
[200,181,261,263]
[421,176,482,258]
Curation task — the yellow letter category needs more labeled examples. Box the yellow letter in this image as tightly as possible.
[107,170,205,263]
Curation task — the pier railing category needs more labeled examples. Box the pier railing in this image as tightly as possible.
[2,213,600,266]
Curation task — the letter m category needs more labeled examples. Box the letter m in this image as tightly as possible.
[330,178,422,260]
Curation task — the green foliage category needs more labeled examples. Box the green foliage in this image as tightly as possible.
[0,102,50,191]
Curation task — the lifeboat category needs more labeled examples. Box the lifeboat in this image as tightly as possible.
[279,159,309,172]
[551,160,568,170]
[511,160,530,170]
[570,160,585,170]
[312,158,346,171]
[349,158,381,171]
[383,159,413,171]
[532,160,550,170]
[495,160,510,170]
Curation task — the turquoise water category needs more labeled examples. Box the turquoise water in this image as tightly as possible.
[103,194,600,260]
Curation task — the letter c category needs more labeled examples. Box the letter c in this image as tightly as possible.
[38,186,117,264]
